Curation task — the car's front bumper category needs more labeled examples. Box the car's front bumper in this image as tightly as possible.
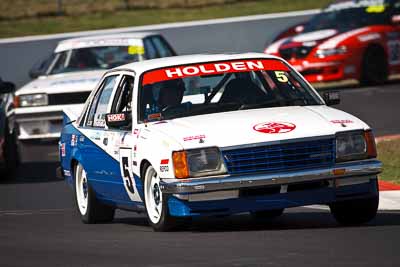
[162,159,381,217]
[15,104,82,140]
[160,159,382,195]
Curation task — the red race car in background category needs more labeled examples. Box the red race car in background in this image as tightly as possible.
[265,0,400,85]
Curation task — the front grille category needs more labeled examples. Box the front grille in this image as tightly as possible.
[222,138,335,175]
[279,46,314,60]
[48,91,91,105]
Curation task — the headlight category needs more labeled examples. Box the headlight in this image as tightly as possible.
[336,131,374,162]
[315,46,347,58]
[17,93,48,107]
[172,147,227,179]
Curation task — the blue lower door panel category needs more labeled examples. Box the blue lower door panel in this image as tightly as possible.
[90,179,127,201]
[168,180,378,217]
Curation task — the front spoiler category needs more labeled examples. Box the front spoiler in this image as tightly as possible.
[160,159,382,194]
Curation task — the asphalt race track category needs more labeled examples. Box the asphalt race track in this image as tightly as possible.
[0,82,399,267]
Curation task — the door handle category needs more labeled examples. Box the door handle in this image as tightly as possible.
[103,137,108,146]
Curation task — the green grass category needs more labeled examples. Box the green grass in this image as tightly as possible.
[378,139,400,184]
[0,0,331,38]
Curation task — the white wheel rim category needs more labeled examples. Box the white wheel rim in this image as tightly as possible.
[144,166,162,224]
[75,164,88,215]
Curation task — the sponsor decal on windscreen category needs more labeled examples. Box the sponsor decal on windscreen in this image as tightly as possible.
[142,59,289,85]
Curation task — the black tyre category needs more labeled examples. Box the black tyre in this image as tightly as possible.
[143,164,182,231]
[329,196,379,226]
[74,163,115,224]
[251,209,284,220]
[2,122,19,180]
[360,46,388,86]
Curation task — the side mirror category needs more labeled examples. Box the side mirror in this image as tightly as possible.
[323,91,340,106]
[0,81,16,94]
[29,68,45,79]
[29,54,54,79]
[105,112,131,128]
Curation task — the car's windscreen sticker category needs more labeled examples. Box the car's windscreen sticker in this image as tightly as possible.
[142,59,289,85]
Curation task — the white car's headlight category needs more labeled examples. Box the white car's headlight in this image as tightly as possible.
[336,131,369,162]
[172,147,227,178]
[315,46,347,58]
[17,93,48,107]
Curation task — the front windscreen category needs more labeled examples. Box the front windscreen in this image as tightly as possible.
[49,45,143,74]
[303,0,392,33]
[138,59,323,122]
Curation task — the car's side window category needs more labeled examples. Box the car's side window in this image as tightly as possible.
[143,38,158,59]
[109,75,134,130]
[50,52,68,74]
[112,75,134,114]
[151,36,174,57]
[86,75,118,128]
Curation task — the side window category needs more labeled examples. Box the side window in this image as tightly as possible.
[112,75,135,114]
[151,36,174,57]
[110,75,134,130]
[86,75,118,128]
[50,52,68,74]
[143,38,158,59]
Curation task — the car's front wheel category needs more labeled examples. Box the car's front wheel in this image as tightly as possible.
[74,163,115,224]
[360,45,388,86]
[329,196,379,225]
[143,164,180,231]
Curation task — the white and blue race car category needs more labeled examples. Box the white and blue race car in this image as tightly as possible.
[59,53,382,231]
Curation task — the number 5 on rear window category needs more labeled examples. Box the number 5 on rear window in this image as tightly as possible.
[275,71,288,83]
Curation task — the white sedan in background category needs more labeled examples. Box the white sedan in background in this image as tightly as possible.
[15,32,176,140]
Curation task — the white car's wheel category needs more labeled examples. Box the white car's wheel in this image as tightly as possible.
[143,164,181,231]
[75,163,89,215]
[74,163,115,224]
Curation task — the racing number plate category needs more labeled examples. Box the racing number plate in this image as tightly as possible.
[119,148,141,202]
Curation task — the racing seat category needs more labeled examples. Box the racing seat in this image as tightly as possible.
[219,78,269,105]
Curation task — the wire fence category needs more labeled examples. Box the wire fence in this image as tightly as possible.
[0,0,247,20]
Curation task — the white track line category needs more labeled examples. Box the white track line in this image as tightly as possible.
[379,191,400,210]
[0,208,73,216]
[0,9,320,44]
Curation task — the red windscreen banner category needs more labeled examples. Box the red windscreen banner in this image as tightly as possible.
[142,59,289,85]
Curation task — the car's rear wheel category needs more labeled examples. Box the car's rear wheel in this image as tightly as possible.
[143,164,181,231]
[360,45,388,86]
[329,196,379,225]
[251,209,284,220]
[74,163,115,224]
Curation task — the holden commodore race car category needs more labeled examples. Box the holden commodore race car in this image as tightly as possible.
[59,53,382,231]
[265,0,400,85]
[15,32,176,141]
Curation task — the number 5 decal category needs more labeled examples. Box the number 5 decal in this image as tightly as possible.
[119,148,141,202]
[275,71,289,82]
